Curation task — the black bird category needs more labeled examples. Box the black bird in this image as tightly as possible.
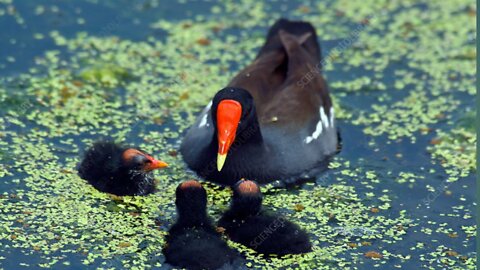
[180,19,339,186]
[78,141,168,196]
[218,180,312,255]
[163,180,241,270]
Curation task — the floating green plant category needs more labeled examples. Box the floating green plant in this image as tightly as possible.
[79,63,130,87]
[353,91,459,143]
[428,127,476,182]
[0,0,476,269]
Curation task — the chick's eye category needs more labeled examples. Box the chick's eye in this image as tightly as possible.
[131,155,148,166]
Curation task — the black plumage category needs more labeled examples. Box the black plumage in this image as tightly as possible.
[163,180,241,270]
[78,141,167,196]
[218,180,312,255]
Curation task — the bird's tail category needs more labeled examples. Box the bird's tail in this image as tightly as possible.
[258,18,321,61]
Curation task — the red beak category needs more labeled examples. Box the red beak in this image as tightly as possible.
[216,99,242,171]
[144,156,168,171]
[122,148,168,171]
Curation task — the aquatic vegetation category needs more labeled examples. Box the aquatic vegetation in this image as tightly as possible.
[0,0,475,269]
[79,63,130,87]
[352,91,459,142]
[330,76,386,93]
[428,127,476,182]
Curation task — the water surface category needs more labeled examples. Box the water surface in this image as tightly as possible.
[0,0,476,269]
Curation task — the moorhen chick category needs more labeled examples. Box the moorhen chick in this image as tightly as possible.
[218,180,312,255]
[163,180,240,270]
[180,18,339,186]
[78,141,168,196]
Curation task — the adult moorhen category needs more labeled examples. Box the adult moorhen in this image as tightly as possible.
[218,180,312,255]
[180,19,339,185]
[78,141,168,196]
[163,180,241,270]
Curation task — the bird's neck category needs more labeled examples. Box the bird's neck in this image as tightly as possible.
[227,199,262,219]
[178,210,210,228]
[236,118,264,146]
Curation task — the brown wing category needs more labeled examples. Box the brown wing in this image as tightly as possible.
[259,30,331,130]
[228,19,331,131]
[228,48,286,114]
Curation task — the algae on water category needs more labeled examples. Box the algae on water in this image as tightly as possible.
[0,0,476,269]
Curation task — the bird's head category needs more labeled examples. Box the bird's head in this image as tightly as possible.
[211,87,257,171]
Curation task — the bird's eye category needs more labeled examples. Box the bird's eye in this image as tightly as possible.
[131,155,148,166]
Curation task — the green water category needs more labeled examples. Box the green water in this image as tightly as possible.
[0,0,476,269]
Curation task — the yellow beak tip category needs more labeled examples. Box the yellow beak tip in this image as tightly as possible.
[217,154,227,172]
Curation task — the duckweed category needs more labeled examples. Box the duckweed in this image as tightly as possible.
[0,0,475,269]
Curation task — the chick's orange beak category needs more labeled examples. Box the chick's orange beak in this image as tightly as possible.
[216,99,242,171]
[144,157,168,171]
